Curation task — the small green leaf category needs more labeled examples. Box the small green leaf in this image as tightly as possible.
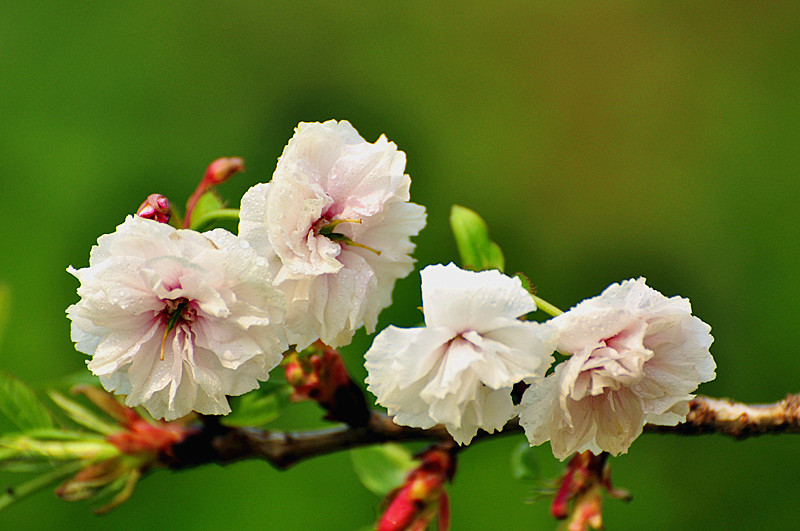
[188,191,231,230]
[0,435,117,461]
[223,382,292,428]
[449,205,505,272]
[193,191,224,220]
[510,441,540,481]
[0,461,83,512]
[47,391,118,435]
[350,443,417,497]
[0,372,54,431]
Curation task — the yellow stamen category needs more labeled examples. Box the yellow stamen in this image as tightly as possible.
[318,218,362,235]
[344,239,382,255]
[318,218,381,255]
[160,327,169,361]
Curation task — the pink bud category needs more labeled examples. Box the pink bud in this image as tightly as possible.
[203,157,245,185]
[184,157,245,228]
[550,451,629,529]
[377,444,455,531]
[136,194,171,224]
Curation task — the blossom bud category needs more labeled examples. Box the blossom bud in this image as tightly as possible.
[550,451,630,531]
[106,416,191,457]
[203,157,245,185]
[285,342,370,427]
[45,387,195,514]
[567,486,604,531]
[377,444,455,531]
[136,194,171,224]
[55,458,127,502]
[184,157,244,228]
[284,355,313,388]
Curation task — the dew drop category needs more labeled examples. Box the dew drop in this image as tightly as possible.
[255,257,266,267]
[239,240,250,249]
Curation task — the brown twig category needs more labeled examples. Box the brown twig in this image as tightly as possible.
[644,394,800,439]
[162,394,800,471]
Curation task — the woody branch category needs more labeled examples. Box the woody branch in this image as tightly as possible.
[163,394,800,471]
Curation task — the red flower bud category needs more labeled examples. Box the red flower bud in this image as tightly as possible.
[184,157,244,228]
[285,342,370,426]
[136,194,171,224]
[106,417,190,456]
[550,451,630,531]
[377,445,456,531]
[203,157,245,185]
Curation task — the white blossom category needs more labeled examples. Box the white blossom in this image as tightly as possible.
[239,120,426,349]
[66,216,287,421]
[519,277,716,459]
[365,263,557,445]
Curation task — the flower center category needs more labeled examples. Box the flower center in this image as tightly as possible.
[578,330,649,395]
[314,217,381,256]
[159,297,195,361]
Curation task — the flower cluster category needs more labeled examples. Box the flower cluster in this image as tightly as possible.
[67,120,426,421]
[67,118,716,463]
[366,272,716,456]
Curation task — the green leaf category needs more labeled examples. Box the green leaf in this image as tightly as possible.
[188,191,230,230]
[0,461,83,512]
[193,190,225,219]
[350,443,417,497]
[0,372,54,432]
[510,441,540,481]
[222,382,292,428]
[449,205,505,272]
[47,391,118,435]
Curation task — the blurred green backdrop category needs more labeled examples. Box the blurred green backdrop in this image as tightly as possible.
[2,2,800,529]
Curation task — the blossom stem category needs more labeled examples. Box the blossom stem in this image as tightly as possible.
[532,295,563,317]
[188,208,241,231]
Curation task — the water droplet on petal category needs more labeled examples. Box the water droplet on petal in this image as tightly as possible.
[255,257,266,267]
[239,240,250,249]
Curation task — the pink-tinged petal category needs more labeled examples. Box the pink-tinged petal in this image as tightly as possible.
[239,120,425,349]
[366,264,556,445]
[238,183,278,261]
[519,277,715,459]
[67,215,288,420]
[475,322,557,388]
[421,264,535,332]
[519,375,560,447]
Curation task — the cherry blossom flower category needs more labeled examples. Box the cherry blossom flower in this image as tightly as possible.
[519,277,716,459]
[365,263,557,445]
[67,216,287,421]
[239,120,426,349]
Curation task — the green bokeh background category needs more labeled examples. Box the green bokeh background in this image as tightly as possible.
[2,2,799,529]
